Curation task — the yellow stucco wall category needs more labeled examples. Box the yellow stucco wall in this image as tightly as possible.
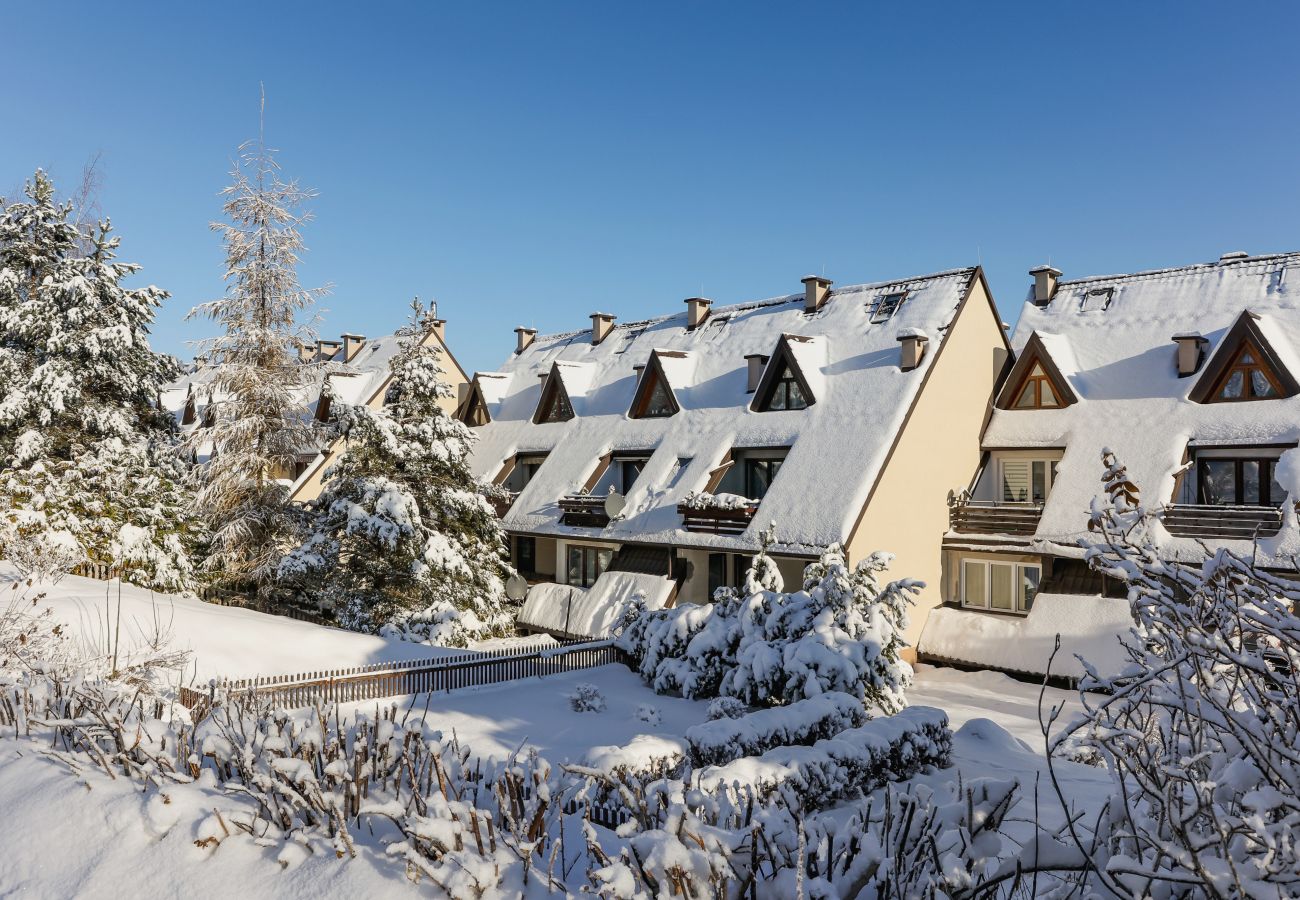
[845,277,1009,653]
[289,328,468,503]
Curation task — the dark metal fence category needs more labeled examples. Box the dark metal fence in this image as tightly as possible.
[180,639,630,713]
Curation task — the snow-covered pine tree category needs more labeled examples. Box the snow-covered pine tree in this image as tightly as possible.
[0,171,197,590]
[281,301,515,646]
[185,130,328,593]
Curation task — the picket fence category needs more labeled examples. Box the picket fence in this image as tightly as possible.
[179,639,629,714]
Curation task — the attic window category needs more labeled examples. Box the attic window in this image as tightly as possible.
[534,376,575,423]
[1011,362,1063,409]
[1079,287,1114,312]
[870,292,907,324]
[1208,341,1283,402]
[759,364,809,411]
[632,372,676,418]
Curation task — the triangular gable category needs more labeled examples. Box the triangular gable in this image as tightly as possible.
[628,350,686,419]
[750,334,819,412]
[533,364,576,424]
[994,331,1079,410]
[458,378,493,426]
[1189,310,1300,404]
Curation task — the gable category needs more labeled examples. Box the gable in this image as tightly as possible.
[458,378,493,426]
[628,352,682,419]
[533,366,576,424]
[994,332,1078,410]
[1189,311,1300,404]
[750,335,818,412]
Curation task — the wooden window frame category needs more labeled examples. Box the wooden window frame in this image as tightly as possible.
[566,544,612,589]
[1010,362,1063,409]
[1196,456,1285,507]
[1205,340,1285,403]
[960,558,1041,614]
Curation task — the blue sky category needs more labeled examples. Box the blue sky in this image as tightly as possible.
[5,3,1299,376]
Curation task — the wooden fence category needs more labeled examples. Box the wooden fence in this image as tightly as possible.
[180,639,630,713]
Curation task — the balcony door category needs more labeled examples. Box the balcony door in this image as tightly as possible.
[999,458,1058,504]
[1197,457,1286,507]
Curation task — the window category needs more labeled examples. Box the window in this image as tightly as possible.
[744,458,783,499]
[708,553,728,597]
[1079,287,1114,312]
[538,385,574,422]
[1198,457,1287,506]
[1011,362,1063,409]
[620,459,647,493]
[566,545,612,588]
[1209,342,1283,402]
[1000,458,1059,503]
[870,292,907,323]
[763,365,808,411]
[960,559,1040,613]
[631,370,677,418]
[502,454,548,493]
[514,536,536,575]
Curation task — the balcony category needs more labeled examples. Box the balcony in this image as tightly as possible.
[948,497,1044,536]
[1160,504,1284,540]
[677,494,759,535]
[558,494,611,528]
[489,490,518,518]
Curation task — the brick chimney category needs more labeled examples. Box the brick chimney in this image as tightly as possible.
[591,312,616,345]
[897,330,930,371]
[745,354,769,393]
[1029,265,1062,306]
[684,297,712,329]
[1172,332,1210,377]
[802,276,833,313]
[515,327,537,354]
[341,333,366,363]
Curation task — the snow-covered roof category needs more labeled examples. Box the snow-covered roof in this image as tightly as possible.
[467,267,982,555]
[981,250,1300,565]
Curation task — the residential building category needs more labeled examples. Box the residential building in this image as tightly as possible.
[920,251,1300,679]
[458,268,1010,647]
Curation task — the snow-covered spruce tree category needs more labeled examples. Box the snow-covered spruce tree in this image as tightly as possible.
[185,135,328,594]
[1039,448,1300,899]
[0,171,197,591]
[281,301,515,646]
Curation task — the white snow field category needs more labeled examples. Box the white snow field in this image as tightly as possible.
[0,569,1108,897]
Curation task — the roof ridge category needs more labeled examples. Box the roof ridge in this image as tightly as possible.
[1056,251,1300,290]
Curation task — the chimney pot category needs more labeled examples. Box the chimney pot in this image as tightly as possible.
[745,354,769,393]
[341,333,367,363]
[1172,332,1210,377]
[801,276,833,313]
[896,330,930,371]
[515,326,537,354]
[590,312,616,345]
[1029,265,1062,305]
[684,297,713,329]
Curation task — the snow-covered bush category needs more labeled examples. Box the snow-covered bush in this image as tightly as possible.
[685,691,866,767]
[620,530,918,713]
[0,172,198,591]
[634,703,661,725]
[696,705,951,810]
[1039,449,1300,898]
[568,682,606,713]
[705,696,747,721]
[281,302,515,646]
[679,491,758,511]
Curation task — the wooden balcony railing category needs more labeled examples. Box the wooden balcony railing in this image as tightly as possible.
[948,497,1044,536]
[489,490,518,518]
[677,502,758,535]
[558,494,610,527]
[1160,504,1284,540]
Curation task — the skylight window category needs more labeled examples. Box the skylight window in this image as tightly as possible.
[870,292,907,324]
[1079,287,1114,312]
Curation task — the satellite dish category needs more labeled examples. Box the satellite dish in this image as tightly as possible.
[604,491,627,518]
[505,574,529,602]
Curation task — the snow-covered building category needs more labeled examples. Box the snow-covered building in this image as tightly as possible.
[163,323,468,502]
[920,251,1300,679]
[457,268,1011,644]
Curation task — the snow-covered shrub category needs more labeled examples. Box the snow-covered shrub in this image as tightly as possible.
[678,491,758,511]
[0,520,83,583]
[633,703,661,725]
[685,691,866,768]
[620,530,918,712]
[705,696,747,721]
[568,682,606,713]
[696,705,951,810]
[1040,449,1300,898]
[281,302,515,646]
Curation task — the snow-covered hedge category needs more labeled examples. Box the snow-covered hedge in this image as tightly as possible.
[697,705,951,809]
[684,691,866,768]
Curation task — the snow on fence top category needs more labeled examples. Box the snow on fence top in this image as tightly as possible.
[983,250,1300,567]
[467,267,983,555]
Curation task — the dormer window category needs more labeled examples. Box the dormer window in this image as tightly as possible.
[628,354,681,419]
[540,389,573,422]
[1209,342,1281,402]
[751,336,817,413]
[870,292,907,324]
[1011,362,1063,409]
[763,364,808,411]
